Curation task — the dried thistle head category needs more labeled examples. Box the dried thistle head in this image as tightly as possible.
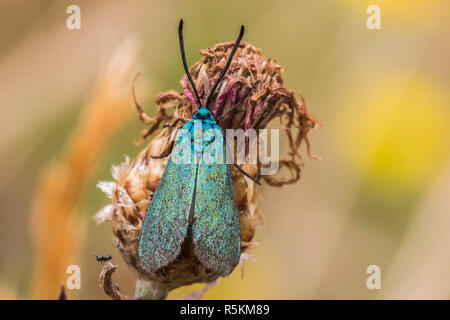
[96,41,319,298]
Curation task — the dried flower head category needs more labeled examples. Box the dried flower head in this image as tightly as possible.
[96,41,319,299]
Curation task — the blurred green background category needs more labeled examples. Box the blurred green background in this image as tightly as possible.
[0,0,449,299]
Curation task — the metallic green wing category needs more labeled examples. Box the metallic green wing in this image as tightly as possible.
[192,126,241,276]
[138,130,196,272]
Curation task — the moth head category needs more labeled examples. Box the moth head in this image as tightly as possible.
[193,107,214,121]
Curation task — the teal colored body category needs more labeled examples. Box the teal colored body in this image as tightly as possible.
[138,107,241,277]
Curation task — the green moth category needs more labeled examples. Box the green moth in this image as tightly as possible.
[138,19,259,277]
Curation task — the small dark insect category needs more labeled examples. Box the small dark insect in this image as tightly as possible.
[94,255,112,263]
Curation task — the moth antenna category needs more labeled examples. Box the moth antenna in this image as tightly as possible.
[178,19,202,108]
[205,25,245,109]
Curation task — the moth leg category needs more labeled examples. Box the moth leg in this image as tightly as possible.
[233,163,261,185]
[151,142,175,159]
[151,126,182,159]
[132,73,156,125]
[163,117,187,128]
[222,131,261,185]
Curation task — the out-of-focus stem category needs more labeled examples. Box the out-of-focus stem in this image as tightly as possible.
[29,38,138,299]
[134,279,169,300]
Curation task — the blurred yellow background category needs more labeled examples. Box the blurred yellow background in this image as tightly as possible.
[0,0,448,299]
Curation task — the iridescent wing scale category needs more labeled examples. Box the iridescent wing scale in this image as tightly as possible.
[192,122,241,276]
[138,122,196,272]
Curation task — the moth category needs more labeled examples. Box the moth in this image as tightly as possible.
[138,19,259,277]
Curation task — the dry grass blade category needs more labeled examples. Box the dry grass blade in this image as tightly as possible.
[29,38,139,299]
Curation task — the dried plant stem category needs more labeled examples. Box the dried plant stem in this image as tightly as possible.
[100,263,130,300]
[99,263,168,300]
